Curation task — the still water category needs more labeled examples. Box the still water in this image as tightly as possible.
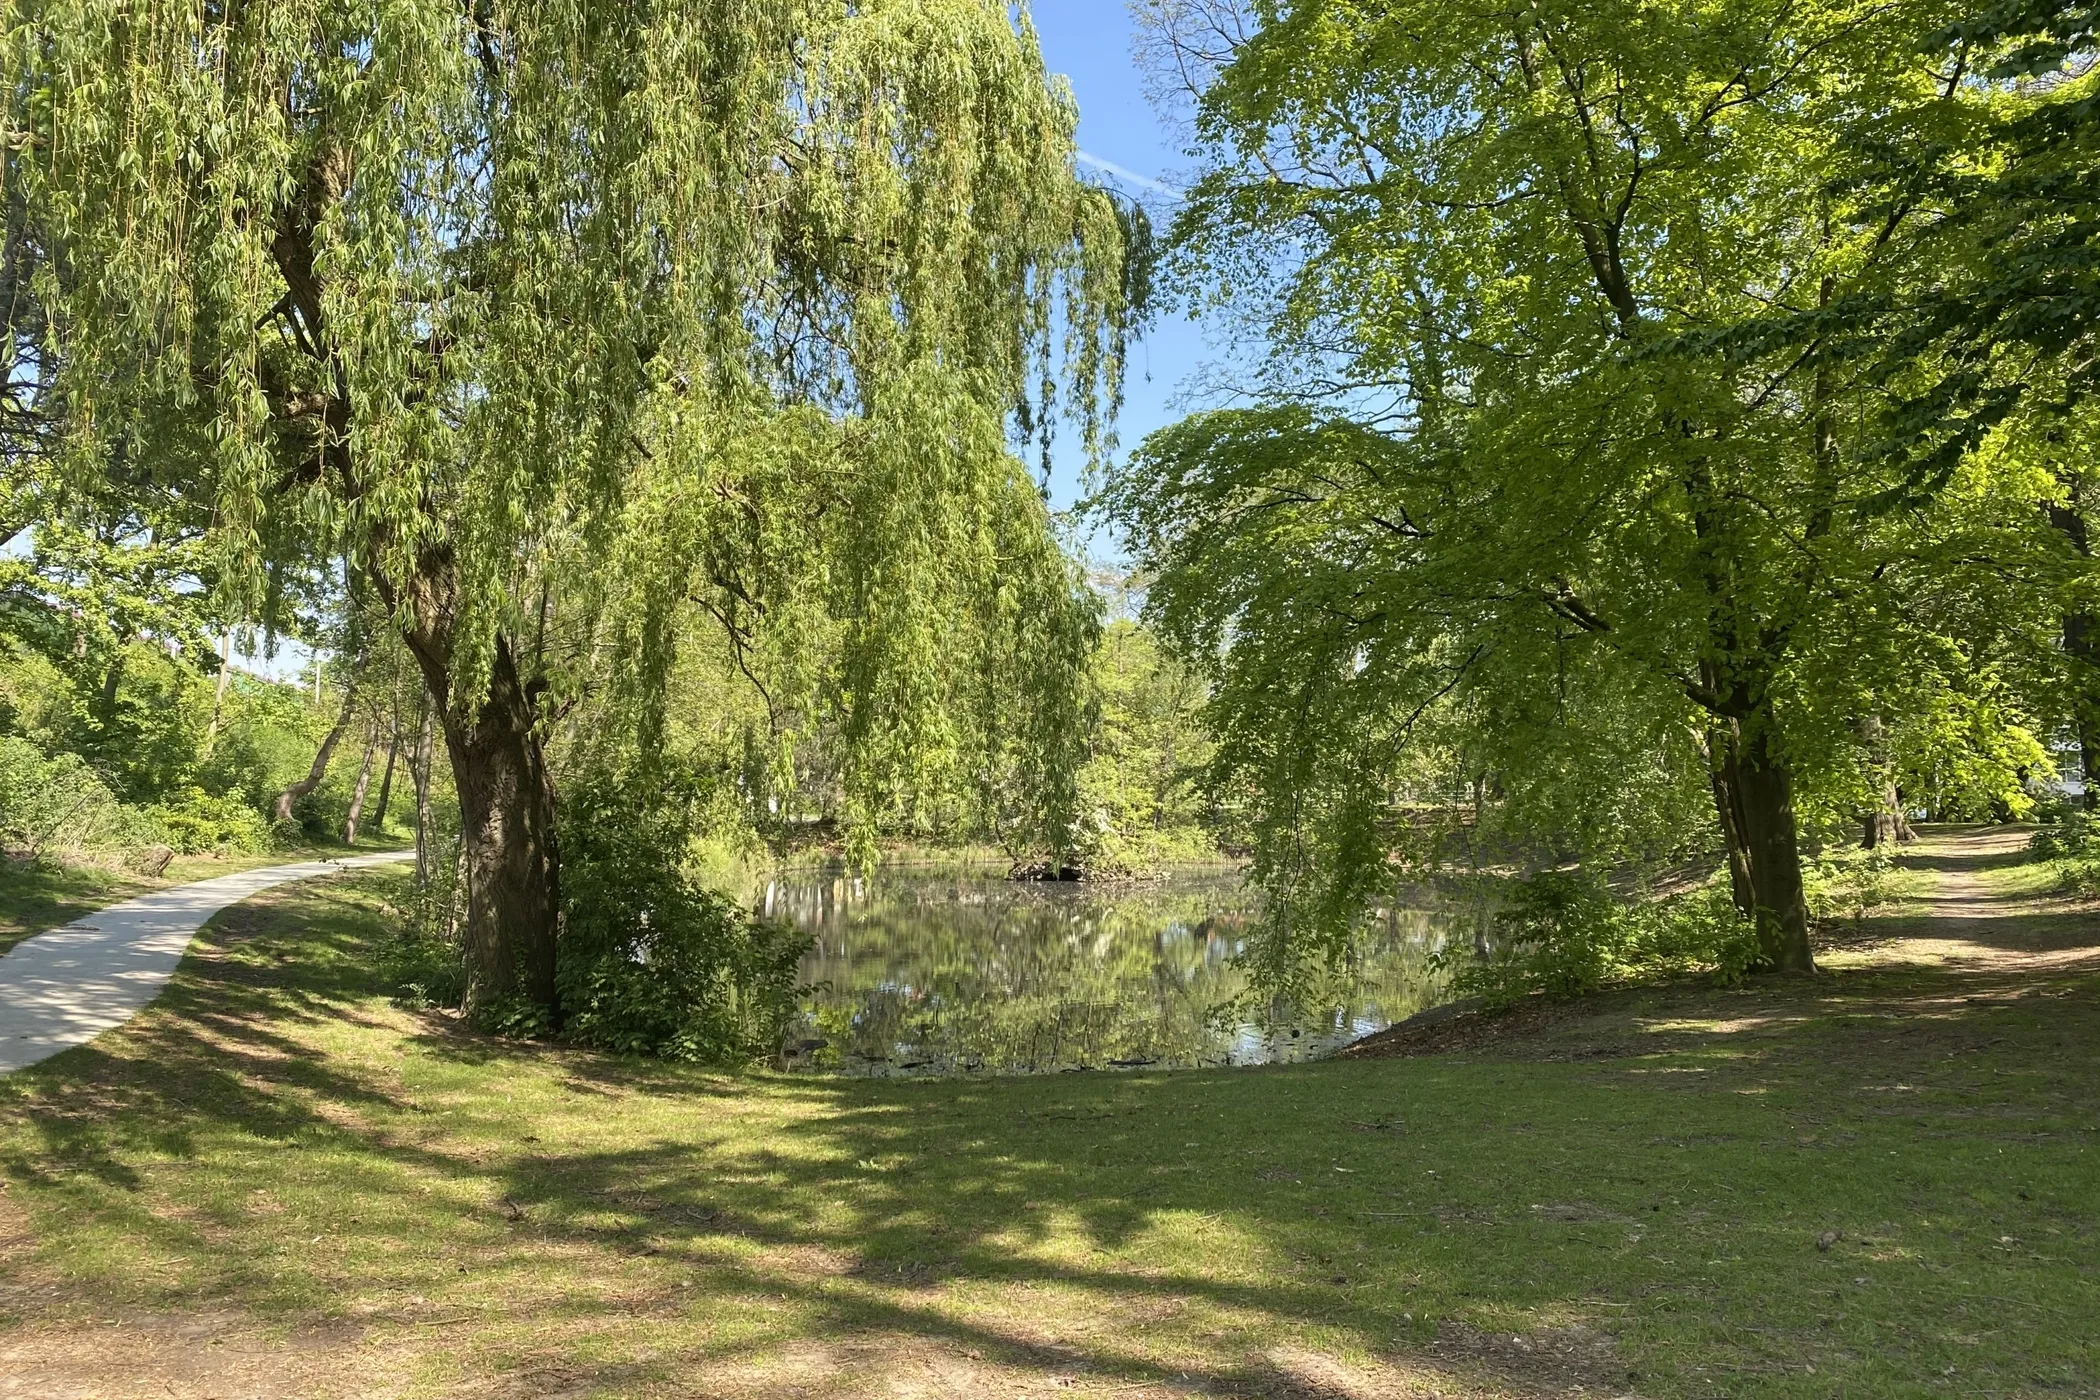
[766,865,1460,1075]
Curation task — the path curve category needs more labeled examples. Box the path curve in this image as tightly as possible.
[0,850,414,1074]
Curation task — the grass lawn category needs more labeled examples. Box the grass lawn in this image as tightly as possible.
[0,837,412,958]
[0,830,2094,1398]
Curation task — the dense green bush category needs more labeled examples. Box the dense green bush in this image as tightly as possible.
[383,772,810,1063]
[0,735,158,855]
[147,786,274,853]
[1804,845,1897,924]
[380,922,471,1011]
[556,773,809,1061]
[1438,871,1759,1010]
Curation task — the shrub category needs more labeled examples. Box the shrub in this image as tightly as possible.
[379,920,470,1011]
[1438,869,1757,1010]
[1804,844,1896,924]
[556,772,809,1062]
[2029,813,2100,894]
[382,826,469,1009]
[147,786,274,853]
[0,735,158,855]
[376,772,810,1061]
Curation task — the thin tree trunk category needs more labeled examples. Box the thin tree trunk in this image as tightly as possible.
[97,650,125,726]
[2066,611,2100,811]
[411,698,435,888]
[372,719,401,835]
[2047,497,2099,809]
[274,684,358,825]
[343,734,378,843]
[203,631,233,758]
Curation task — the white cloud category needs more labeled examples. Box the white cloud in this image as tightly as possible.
[1075,150,1184,200]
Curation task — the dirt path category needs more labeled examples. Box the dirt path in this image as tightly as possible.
[1906,824,2034,917]
[1857,824,2100,972]
[1349,824,2099,1060]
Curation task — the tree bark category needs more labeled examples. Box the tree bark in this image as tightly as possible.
[411,698,435,888]
[274,684,358,825]
[1859,713,1914,848]
[2047,497,2100,809]
[343,733,378,843]
[390,550,561,1016]
[372,720,401,835]
[1709,711,1815,974]
[2065,610,2100,811]
[203,631,232,759]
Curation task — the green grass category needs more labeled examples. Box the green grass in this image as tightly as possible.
[0,866,2095,1398]
[0,839,411,957]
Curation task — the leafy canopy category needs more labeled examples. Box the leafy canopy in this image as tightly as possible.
[6,0,1141,850]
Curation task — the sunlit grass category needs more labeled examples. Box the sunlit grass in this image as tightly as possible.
[0,840,409,957]
[0,867,2094,1398]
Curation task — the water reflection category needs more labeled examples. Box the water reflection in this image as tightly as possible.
[766,865,1456,1075]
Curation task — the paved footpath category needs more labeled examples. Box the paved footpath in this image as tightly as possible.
[0,850,413,1074]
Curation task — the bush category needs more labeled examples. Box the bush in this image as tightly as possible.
[1438,870,1758,1010]
[2029,811,2100,861]
[147,786,274,853]
[375,771,810,1062]
[556,772,809,1061]
[2029,813,2100,894]
[1805,844,1896,924]
[382,825,469,1009]
[379,920,470,1011]
[0,735,158,855]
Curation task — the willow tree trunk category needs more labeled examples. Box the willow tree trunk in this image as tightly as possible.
[392,551,561,1017]
[411,701,435,888]
[1708,708,1815,975]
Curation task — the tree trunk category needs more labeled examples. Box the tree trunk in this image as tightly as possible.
[274,684,358,825]
[2065,610,2100,811]
[391,551,560,1017]
[372,720,401,835]
[97,649,126,727]
[2047,499,2099,809]
[1709,713,1815,974]
[343,735,378,843]
[204,631,232,758]
[2080,699,2100,814]
[411,698,435,888]
[1859,713,1914,848]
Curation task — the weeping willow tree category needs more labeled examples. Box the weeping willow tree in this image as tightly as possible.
[7,0,1139,1013]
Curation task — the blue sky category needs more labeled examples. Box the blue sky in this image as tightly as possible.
[1030,1,1216,517]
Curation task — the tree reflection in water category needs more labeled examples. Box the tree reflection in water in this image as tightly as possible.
[766,867,1455,1074]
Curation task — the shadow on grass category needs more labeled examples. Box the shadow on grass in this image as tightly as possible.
[0,859,153,956]
[0,867,2096,1399]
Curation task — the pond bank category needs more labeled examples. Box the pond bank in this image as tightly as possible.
[0,829,2092,1398]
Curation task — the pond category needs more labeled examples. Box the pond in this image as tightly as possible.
[767,864,1464,1075]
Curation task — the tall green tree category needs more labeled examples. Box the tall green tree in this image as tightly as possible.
[1112,0,2030,976]
[1762,1,2100,800]
[7,0,1139,1014]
